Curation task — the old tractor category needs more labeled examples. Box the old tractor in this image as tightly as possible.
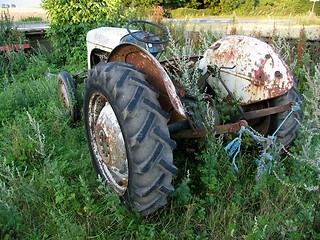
[57,20,302,216]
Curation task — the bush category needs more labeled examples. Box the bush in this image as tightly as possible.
[0,9,15,45]
[0,10,29,78]
[0,9,26,46]
[42,0,137,65]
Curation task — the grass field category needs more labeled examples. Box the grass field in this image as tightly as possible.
[5,7,47,21]
[1,7,320,239]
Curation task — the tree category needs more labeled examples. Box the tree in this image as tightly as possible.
[204,0,221,10]
[162,0,187,8]
[220,0,240,12]
[124,0,163,7]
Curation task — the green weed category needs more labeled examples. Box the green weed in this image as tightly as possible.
[0,12,319,239]
[18,16,44,23]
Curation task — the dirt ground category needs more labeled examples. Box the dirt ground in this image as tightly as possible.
[5,7,47,21]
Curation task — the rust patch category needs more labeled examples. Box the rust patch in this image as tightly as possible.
[160,55,201,72]
[274,71,283,78]
[173,81,186,97]
[224,48,237,63]
[170,120,249,138]
[210,43,221,50]
[252,54,274,86]
[243,102,293,120]
[108,43,186,121]
[253,66,266,86]
[58,80,70,108]
[201,35,295,104]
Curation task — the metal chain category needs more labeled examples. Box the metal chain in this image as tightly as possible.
[225,101,301,179]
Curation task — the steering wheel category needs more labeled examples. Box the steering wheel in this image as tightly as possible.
[126,20,169,45]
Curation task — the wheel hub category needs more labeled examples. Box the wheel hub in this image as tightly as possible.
[89,93,128,195]
[58,79,70,108]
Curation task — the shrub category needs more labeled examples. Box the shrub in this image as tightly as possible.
[0,10,29,78]
[0,9,17,45]
[42,0,137,65]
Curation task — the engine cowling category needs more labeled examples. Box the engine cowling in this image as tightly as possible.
[199,35,294,105]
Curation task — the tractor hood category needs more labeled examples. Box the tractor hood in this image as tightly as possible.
[86,27,139,69]
[86,27,129,53]
[199,35,294,104]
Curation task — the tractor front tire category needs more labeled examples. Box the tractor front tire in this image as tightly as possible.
[57,72,80,123]
[83,62,177,216]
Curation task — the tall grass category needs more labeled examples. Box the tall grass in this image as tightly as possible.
[0,18,319,239]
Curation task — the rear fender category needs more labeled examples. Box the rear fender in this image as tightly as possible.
[108,43,186,121]
[199,35,294,105]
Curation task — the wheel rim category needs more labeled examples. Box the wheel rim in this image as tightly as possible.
[58,79,71,108]
[88,92,128,195]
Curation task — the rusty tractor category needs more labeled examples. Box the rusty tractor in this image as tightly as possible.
[57,20,302,216]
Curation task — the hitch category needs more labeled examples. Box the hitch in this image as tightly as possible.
[169,120,248,138]
[241,102,295,120]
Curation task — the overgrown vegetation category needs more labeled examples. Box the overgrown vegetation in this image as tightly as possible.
[120,0,319,16]
[1,7,320,240]
[18,16,44,23]
[169,5,320,18]
[42,0,137,65]
[0,10,28,76]
[0,9,26,46]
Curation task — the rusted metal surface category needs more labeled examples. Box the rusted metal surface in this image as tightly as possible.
[170,120,248,138]
[0,43,30,51]
[108,43,186,121]
[238,100,271,135]
[57,79,71,108]
[160,55,202,71]
[199,35,294,104]
[242,102,294,120]
[88,92,128,195]
[86,27,187,122]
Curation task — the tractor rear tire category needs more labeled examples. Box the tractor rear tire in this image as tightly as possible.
[83,62,177,216]
[268,86,302,148]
